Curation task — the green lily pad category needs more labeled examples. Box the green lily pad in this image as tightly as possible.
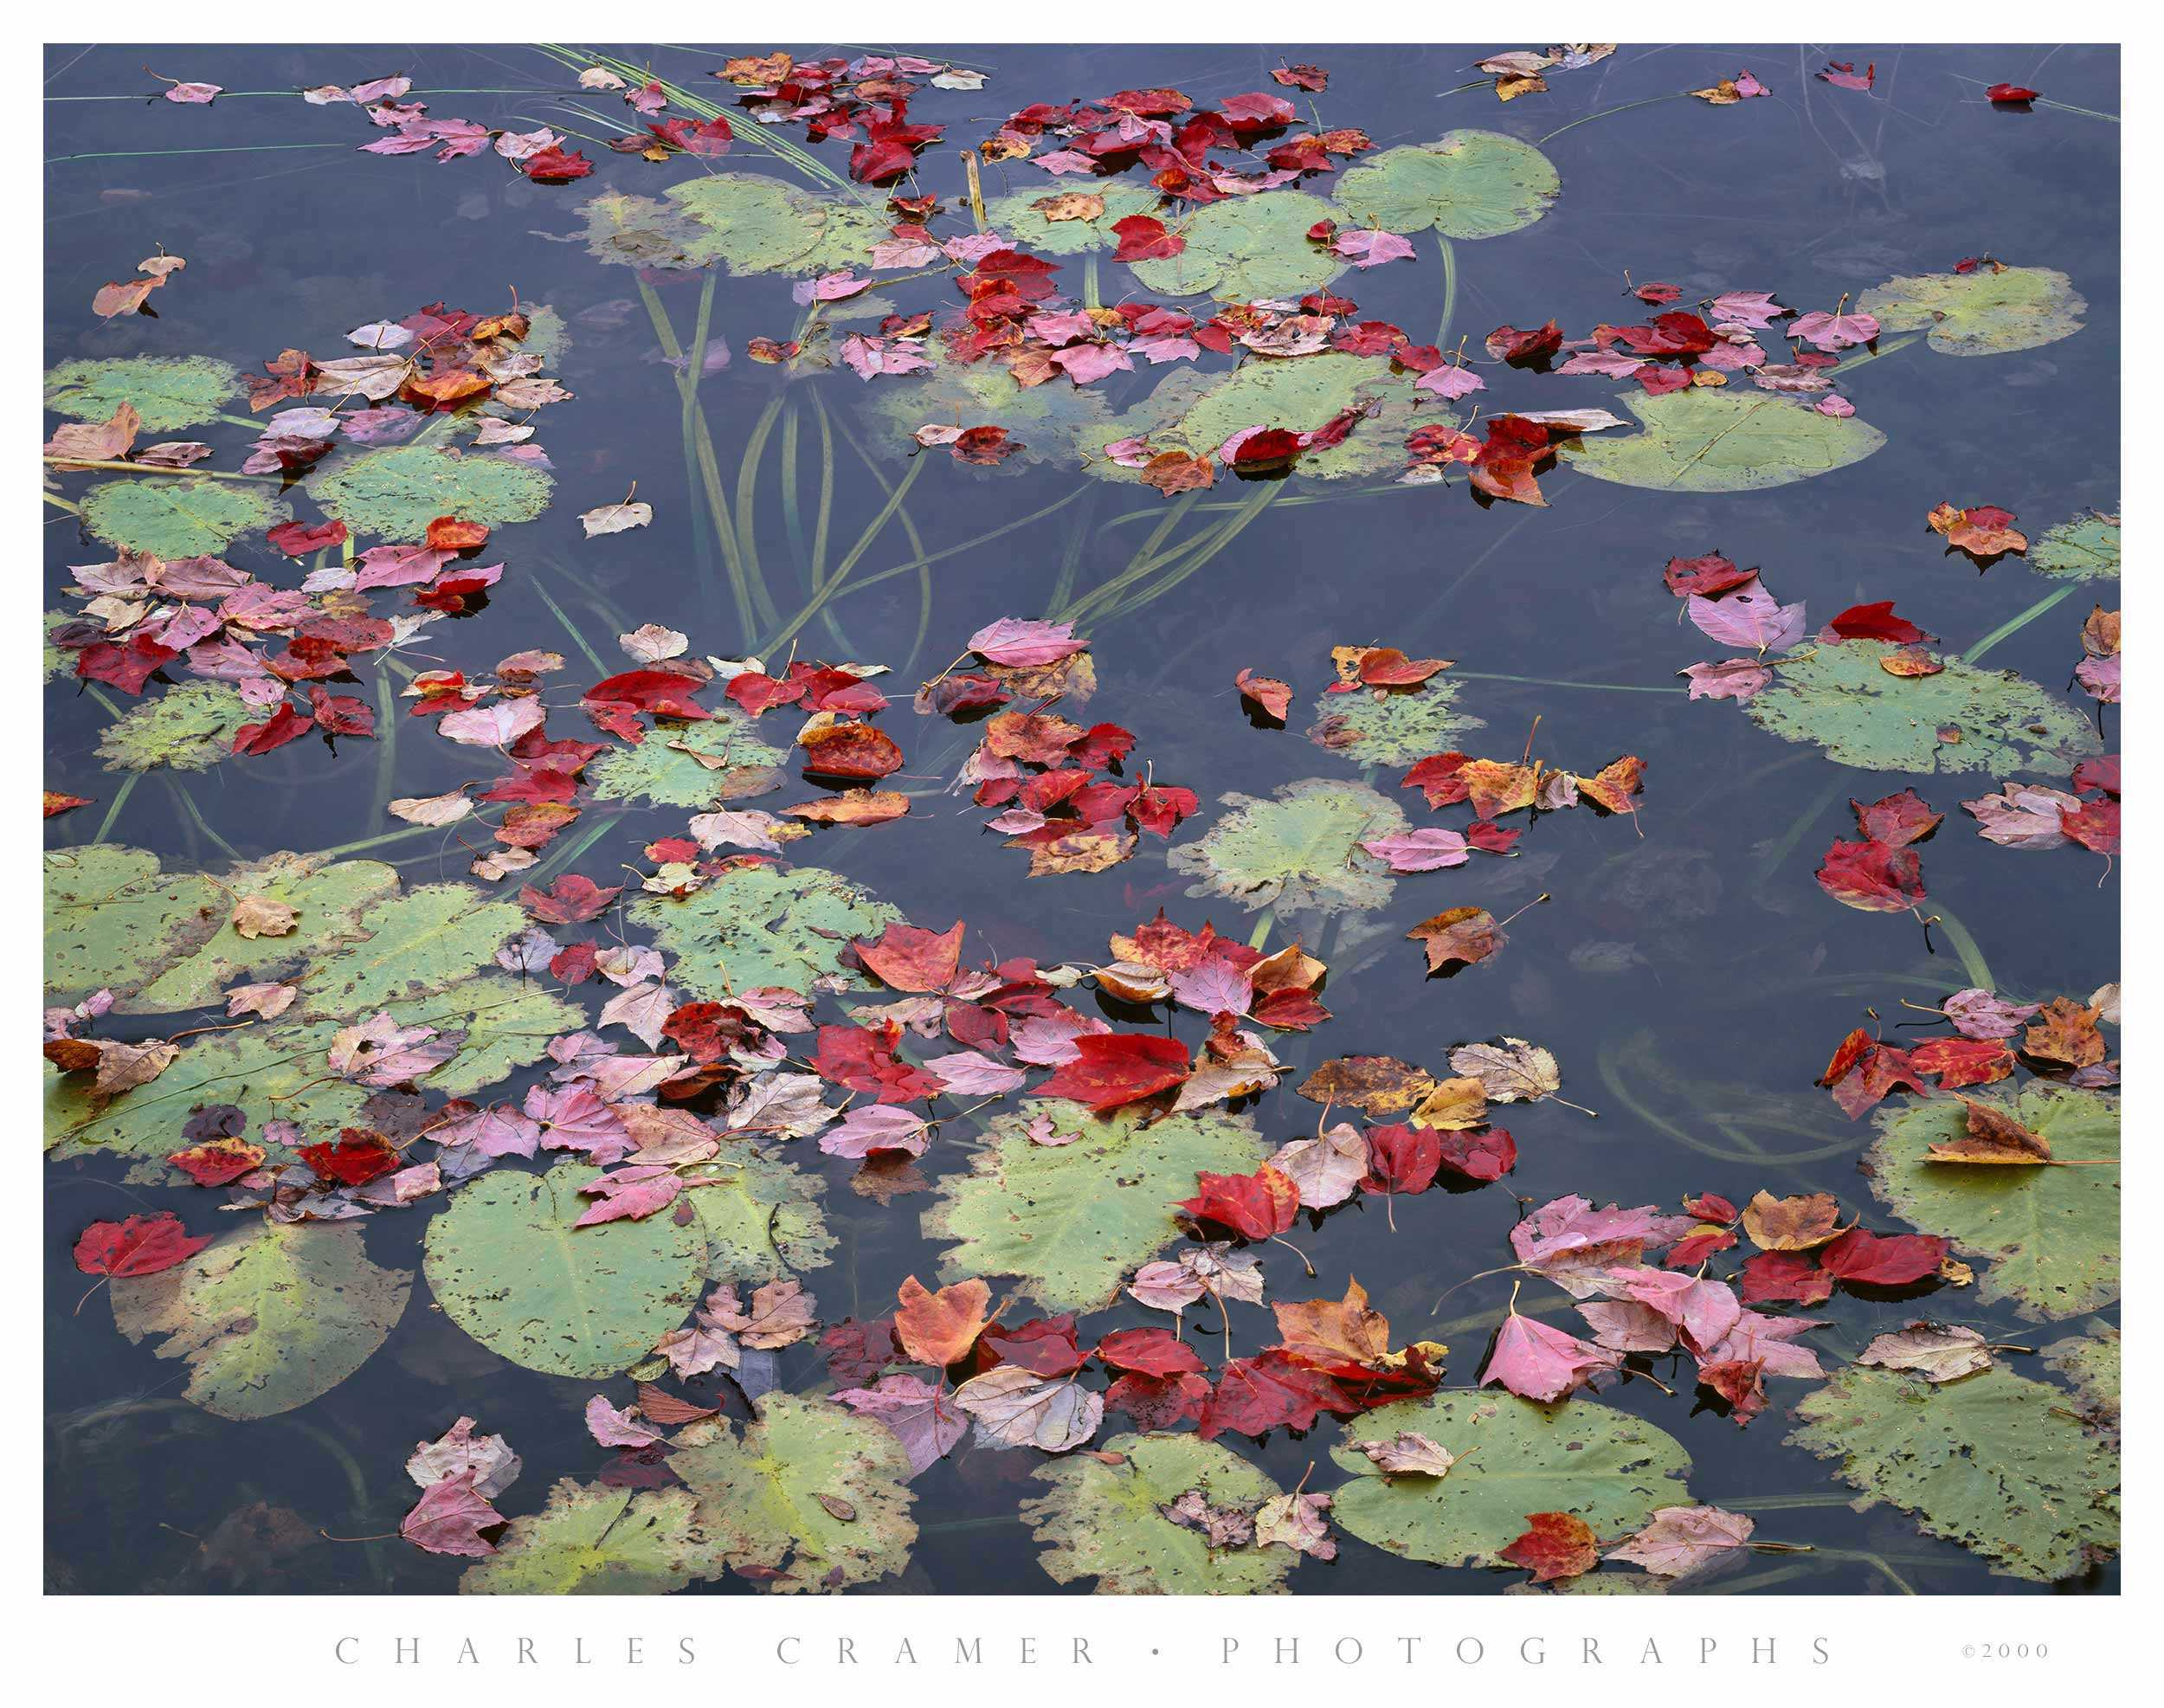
[923,1098,1269,1311]
[1093,352,1453,481]
[2031,511,2121,581]
[1745,640,2101,775]
[1307,678,1485,765]
[858,344,1115,468]
[586,713,785,808]
[1560,390,1886,492]
[460,1480,705,1595]
[1169,777,1406,917]
[1858,266,2086,357]
[44,610,74,684]
[577,191,707,270]
[1126,190,1343,300]
[668,1395,917,1591]
[2042,1326,2121,1442]
[45,844,222,1006]
[667,174,891,277]
[1023,1432,1295,1594]
[1868,1084,2118,1320]
[81,477,288,558]
[424,1160,709,1380]
[1332,132,1561,238]
[1788,1364,2119,1582]
[695,1137,834,1279]
[628,861,898,1000]
[1329,1393,1691,1568]
[981,184,1167,255]
[109,1221,410,1419]
[45,355,244,432]
[306,444,553,543]
[297,883,530,1019]
[95,682,253,773]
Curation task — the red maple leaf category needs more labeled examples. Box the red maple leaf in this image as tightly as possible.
[1819,1228,1948,1286]
[853,921,965,993]
[519,873,622,924]
[1198,1350,1357,1439]
[300,1128,402,1187]
[1500,1511,1599,1582]
[1035,1032,1191,1112]
[74,1212,210,1277]
[1815,837,1925,912]
[812,1021,941,1103]
[1178,1164,1299,1239]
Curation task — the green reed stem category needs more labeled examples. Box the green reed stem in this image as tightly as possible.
[1538,92,1689,145]
[737,396,786,629]
[90,771,142,844]
[1928,905,1994,992]
[533,578,609,673]
[1961,581,2079,666]
[760,455,927,655]
[1434,234,1459,350]
[1450,670,1685,693]
[169,779,241,861]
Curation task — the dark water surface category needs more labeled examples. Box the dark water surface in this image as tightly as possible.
[43,42,2119,1595]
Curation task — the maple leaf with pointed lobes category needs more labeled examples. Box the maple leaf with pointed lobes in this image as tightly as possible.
[853,920,964,993]
[74,1213,210,1278]
[1852,789,1942,848]
[812,1021,941,1103]
[1817,1027,1929,1119]
[1502,1511,1600,1582]
[1179,1164,1300,1240]
[1406,906,1506,974]
[300,1129,402,1186]
[1199,1350,1358,1440]
[1819,1228,1949,1286]
[1815,836,1925,912]
[1907,1035,2015,1089]
[401,1469,500,1557]
[1111,215,1184,262]
[1036,1032,1191,1112]
[168,1137,266,1186]
[520,873,622,924]
[1480,1311,1620,1402]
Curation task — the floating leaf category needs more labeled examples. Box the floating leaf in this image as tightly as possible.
[460,1479,704,1594]
[423,1160,708,1378]
[81,477,288,558]
[860,345,1113,469]
[94,682,253,773]
[982,184,1164,255]
[628,862,898,1000]
[1857,266,2086,357]
[1306,678,1485,765]
[1124,189,1343,300]
[1330,1393,1691,1568]
[2041,1326,2121,1442]
[668,174,891,276]
[1331,130,1558,240]
[576,190,708,270]
[1746,641,2099,775]
[586,712,785,807]
[1169,777,1406,918]
[2030,511,2121,582]
[692,1138,834,1279]
[297,882,530,1018]
[110,1221,410,1419]
[45,845,223,1006]
[1868,1084,2117,1319]
[1560,390,1884,492]
[44,354,243,432]
[1021,1431,1296,1594]
[923,1099,1269,1311]
[1787,1364,2118,1582]
[306,444,553,542]
[669,1395,917,1591]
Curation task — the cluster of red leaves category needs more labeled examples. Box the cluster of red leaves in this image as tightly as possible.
[1815,788,1939,915]
[296,71,591,181]
[1820,980,2116,1122]
[1928,500,2028,564]
[708,51,979,182]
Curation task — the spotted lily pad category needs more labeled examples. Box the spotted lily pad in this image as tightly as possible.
[860,345,1114,467]
[45,355,243,432]
[695,1138,834,1279]
[924,1099,1269,1311]
[2031,511,2121,581]
[1332,132,1560,238]
[576,190,708,270]
[1788,1364,2119,1582]
[460,1480,705,1595]
[981,184,1166,255]
[585,713,785,808]
[668,1395,917,1591]
[2041,1326,2121,1442]
[424,1160,709,1379]
[295,883,529,1019]
[45,844,223,1007]
[1560,390,1885,492]
[1858,266,2086,357]
[1330,1392,1691,1568]
[306,444,553,542]
[81,477,288,558]
[1868,1084,2118,1320]
[628,861,898,1000]
[1126,190,1344,300]
[94,682,253,773]
[667,174,891,277]
[1169,777,1406,917]
[110,1221,410,1419]
[1745,640,2100,774]
[1307,678,1485,764]
[1023,1432,1295,1594]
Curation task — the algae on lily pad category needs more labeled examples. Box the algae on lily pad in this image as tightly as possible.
[94,681,253,773]
[1307,678,1485,765]
[694,1137,834,1279]
[1745,640,2100,775]
[81,477,287,558]
[2042,1326,2121,1442]
[923,1099,1269,1311]
[110,1221,411,1420]
[1560,390,1885,492]
[45,354,243,432]
[461,1480,705,1595]
[628,861,898,1000]
[585,713,785,808]
[577,190,707,270]
[1788,1364,2119,1582]
[2031,511,2120,581]
[1126,190,1343,300]
[1169,777,1406,917]
[1332,131,1560,238]
[306,444,553,542]
[668,1395,917,1592]
[981,184,1166,255]
[667,173,890,277]
[1868,1083,2118,1320]
[1330,1392,1691,1569]
[1023,1432,1296,1594]
[424,1160,708,1379]
[1858,266,2086,357]
[45,844,222,1006]
[297,882,529,1019]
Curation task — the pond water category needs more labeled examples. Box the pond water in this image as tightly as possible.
[43,42,2119,1596]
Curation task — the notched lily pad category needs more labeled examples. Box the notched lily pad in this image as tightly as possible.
[81,477,288,558]
[1169,777,1406,916]
[695,1138,834,1279]
[667,174,891,277]
[1307,678,1485,765]
[860,345,1113,468]
[94,682,253,773]
[982,184,1165,255]
[2031,511,2120,582]
[306,444,553,542]
[628,861,898,1000]
[297,882,529,1018]
[460,1479,705,1595]
[1561,390,1884,492]
[585,714,785,808]
[1126,190,1343,300]
[1332,131,1560,238]
[1858,266,2086,357]
[46,355,243,432]
[576,190,708,270]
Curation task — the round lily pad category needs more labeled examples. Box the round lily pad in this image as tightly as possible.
[1169,777,1407,917]
[460,1480,705,1595]
[424,1160,709,1379]
[45,355,243,432]
[981,184,1166,255]
[297,882,528,1019]
[923,1098,1269,1311]
[1868,1083,2118,1320]
[1560,390,1885,492]
[2031,511,2120,581]
[1744,640,2100,775]
[1330,1392,1691,1568]
[1307,678,1485,764]
[695,1137,834,1279]
[2042,1327,2120,1442]
[45,844,222,1006]
[1788,1364,2118,1582]
[1858,266,2086,357]
[1332,131,1561,238]
[577,190,708,270]
[627,861,898,1000]
[1126,190,1344,300]
[81,477,288,558]
[95,682,253,773]
[667,175,892,277]
[1023,1432,1295,1594]
[586,714,785,808]
[306,444,553,542]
